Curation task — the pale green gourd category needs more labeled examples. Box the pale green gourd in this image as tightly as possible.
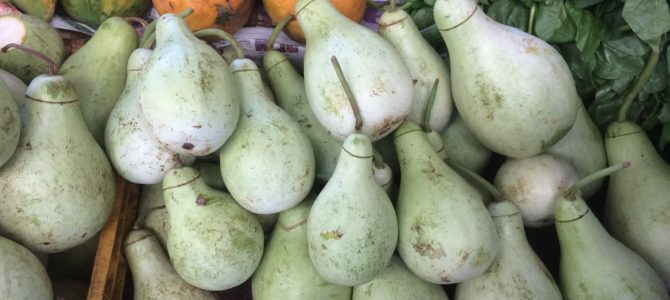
[556,164,669,299]
[433,0,578,158]
[546,101,606,199]
[440,112,491,173]
[604,121,670,289]
[163,167,264,291]
[219,57,315,214]
[0,235,53,299]
[378,5,453,132]
[0,78,19,167]
[394,121,497,284]
[137,183,169,249]
[138,13,240,156]
[194,161,225,190]
[252,194,352,300]
[60,16,138,144]
[494,154,579,228]
[296,0,413,141]
[0,14,64,83]
[125,229,217,300]
[105,48,195,184]
[307,133,398,286]
[0,68,27,107]
[455,200,562,300]
[0,74,115,253]
[352,255,449,300]
[263,48,341,182]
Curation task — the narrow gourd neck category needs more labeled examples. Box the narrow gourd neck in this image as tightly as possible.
[434,0,481,32]
[295,0,347,42]
[230,58,270,109]
[334,133,374,176]
[154,14,190,45]
[125,231,176,282]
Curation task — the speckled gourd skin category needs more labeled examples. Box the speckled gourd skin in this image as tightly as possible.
[163,167,264,291]
[455,201,562,299]
[394,121,497,284]
[0,75,115,253]
[0,236,53,300]
[547,102,606,199]
[138,13,240,157]
[555,193,669,299]
[0,78,19,167]
[0,14,64,83]
[353,255,448,300]
[264,50,341,182]
[604,121,670,289]
[60,16,138,145]
[124,229,217,300]
[252,195,352,300]
[106,48,195,185]
[378,8,453,132]
[307,133,398,286]
[296,0,413,142]
[434,0,578,158]
[219,58,315,214]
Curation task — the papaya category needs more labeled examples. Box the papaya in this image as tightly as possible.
[153,0,255,33]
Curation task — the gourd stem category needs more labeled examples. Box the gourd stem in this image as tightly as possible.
[1,43,58,75]
[331,56,363,132]
[140,7,194,46]
[447,159,506,202]
[194,29,245,60]
[267,15,293,49]
[527,3,537,34]
[139,20,157,46]
[422,78,439,133]
[372,148,385,169]
[565,162,630,199]
[124,17,149,30]
[132,205,166,230]
[177,7,195,18]
[617,48,660,122]
[140,31,156,49]
[389,0,396,11]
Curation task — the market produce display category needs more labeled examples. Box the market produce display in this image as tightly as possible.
[0,0,668,299]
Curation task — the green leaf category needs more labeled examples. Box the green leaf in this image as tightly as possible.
[573,0,605,9]
[622,0,670,43]
[486,0,530,31]
[411,7,434,29]
[567,5,607,61]
[593,35,647,79]
[534,0,576,43]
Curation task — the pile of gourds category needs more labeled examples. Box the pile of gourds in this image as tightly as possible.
[0,0,668,299]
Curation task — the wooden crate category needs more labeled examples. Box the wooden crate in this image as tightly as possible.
[87,174,140,300]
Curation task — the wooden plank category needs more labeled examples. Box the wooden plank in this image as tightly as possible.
[87,174,140,300]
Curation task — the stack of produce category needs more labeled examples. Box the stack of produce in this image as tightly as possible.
[0,0,668,299]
